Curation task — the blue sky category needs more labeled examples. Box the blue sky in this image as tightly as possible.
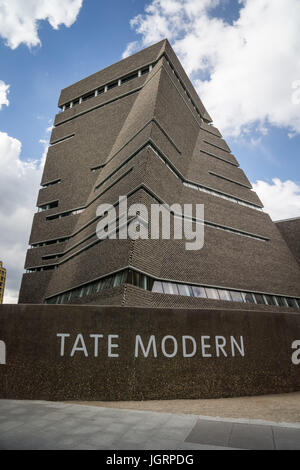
[1,0,299,184]
[0,0,300,302]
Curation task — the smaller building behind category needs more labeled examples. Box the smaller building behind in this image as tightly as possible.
[0,262,6,304]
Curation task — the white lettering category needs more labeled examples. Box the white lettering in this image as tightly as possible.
[0,340,6,365]
[182,336,197,357]
[161,335,178,358]
[57,333,70,356]
[108,335,119,358]
[215,336,227,357]
[230,336,245,357]
[135,335,157,358]
[89,334,103,357]
[70,334,88,357]
[201,336,212,357]
[291,340,300,365]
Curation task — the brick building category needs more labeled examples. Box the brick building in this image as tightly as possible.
[0,262,6,304]
[19,39,300,312]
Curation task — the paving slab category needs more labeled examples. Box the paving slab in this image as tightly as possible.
[0,399,299,450]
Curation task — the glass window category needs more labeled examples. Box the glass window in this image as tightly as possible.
[126,270,134,285]
[276,297,288,307]
[230,291,244,303]
[140,274,148,290]
[107,81,118,90]
[177,284,193,297]
[96,280,103,292]
[192,286,207,298]
[205,288,220,300]
[147,277,154,291]
[285,297,298,308]
[162,282,179,295]
[295,299,300,308]
[103,276,113,289]
[82,91,95,101]
[263,295,277,306]
[152,281,164,293]
[218,290,232,301]
[122,72,139,84]
[254,293,266,305]
[132,271,140,287]
[242,292,255,303]
[113,272,123,287]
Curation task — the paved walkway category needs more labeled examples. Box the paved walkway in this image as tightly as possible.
[0,400,300,450]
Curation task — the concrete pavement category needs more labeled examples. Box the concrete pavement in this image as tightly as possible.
[0,400,300,450]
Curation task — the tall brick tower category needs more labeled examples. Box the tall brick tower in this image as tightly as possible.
[19,39,300,312]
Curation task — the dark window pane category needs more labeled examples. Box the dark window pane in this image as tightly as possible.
[82,91,95,101]
[147,277,154,291]
[254,294,266,305]
[113,272,123,287]
[132,271,140,287]
[230,291,244,303]
[98,87,105,95]
[152,281,163,293]
[286,297,298,308]
[218,290,232,301]
[140,274,148,290]
[126,270,134,285]
[122,72,138,84]
[264,295,277,306]
[192,286,207,298]
[102,277,113,289]
[107,81,118,90]
[276,297,287,307]
[242,292,255,303]
[177,284,193,297]
[205,288,220,300]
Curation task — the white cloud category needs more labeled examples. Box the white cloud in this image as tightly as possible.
[0,0,83,49]
[0,131,44,303]
[0,80,9,109]
[253,178,300,221]
[125,0,300,137]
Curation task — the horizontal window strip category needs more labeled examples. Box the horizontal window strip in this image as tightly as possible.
[203,138,231,154]
[200,149,238,167]
[50,133,75,145]
[90,164,105,172]
[41,179,61,188]
[29,184,268,271]
[56,86,143,127]
[43,267,300,310]
[59,63,154,112]
[147,142,262,211]
[37,200,59,212]
[208,171,252,189]
[31,237,69,248]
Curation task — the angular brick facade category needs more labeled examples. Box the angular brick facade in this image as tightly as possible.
[276,217,300,267]
[18,40,300,312]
